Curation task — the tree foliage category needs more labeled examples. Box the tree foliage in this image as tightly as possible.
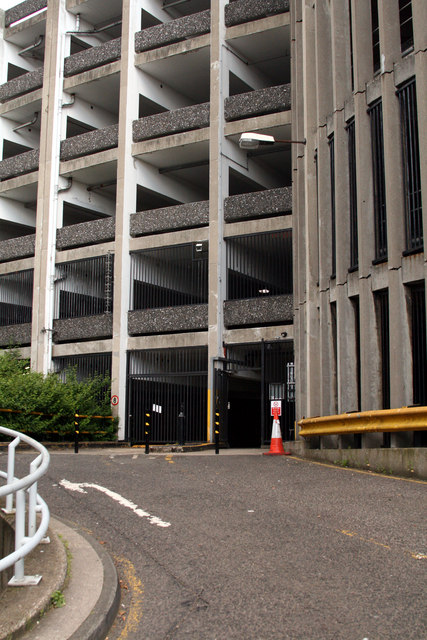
[0,349,117,441]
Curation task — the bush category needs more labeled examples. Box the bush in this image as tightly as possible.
[0,349,117,441]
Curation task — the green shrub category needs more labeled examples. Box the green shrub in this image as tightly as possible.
[0,349,117,441]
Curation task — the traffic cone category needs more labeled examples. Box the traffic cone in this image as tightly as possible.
[263,418,286,455]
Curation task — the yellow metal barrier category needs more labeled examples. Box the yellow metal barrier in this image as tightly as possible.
[298,406,427,437]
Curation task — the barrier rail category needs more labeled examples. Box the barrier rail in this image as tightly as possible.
[298,406,427,437]
[0,427,50,586]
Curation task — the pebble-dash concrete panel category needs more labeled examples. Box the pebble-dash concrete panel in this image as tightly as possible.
[60,124,118,162]
[53,314,113,343]
[135,10,210,53]
[0,68,43,103]
[224,294,293,327]
[224,187,292,222]
[56,218,115,250]
[64,38,121,77]
[225,0,289,27]
[128,305,208,335]
[225,84,291,122]
[130,201,209,236]
[4,0,46,27]
[0,149,39,180]
[0,323,32,347]
[0,235,35,262]
[132,103,209,142]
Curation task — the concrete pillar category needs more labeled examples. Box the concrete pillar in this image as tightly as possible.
[110,0,140,439]
[31,0,67,374]
[207,0,228,442]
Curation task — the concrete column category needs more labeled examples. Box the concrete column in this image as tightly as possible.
[31,0,67,374]
[301,0,320,418]
[110,0,140,439]
[317,128,335,419]
[207,0,228,441]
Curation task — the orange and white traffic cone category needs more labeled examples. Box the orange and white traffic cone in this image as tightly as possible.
[263,417,286,456]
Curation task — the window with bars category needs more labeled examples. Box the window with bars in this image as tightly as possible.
[369,100,388,262]
[226,230,292,301]
[347,118,358,270]
[0,269,33,326]
[399,0,413,53]
[329,134,336,278]
[130,243,208,311]
[409,283,426,406]
[397,79,423,253]
[54,255,114,319]
[375,290,390,410]
[371,0,380,73]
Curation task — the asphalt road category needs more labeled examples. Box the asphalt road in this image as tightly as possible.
[18,451,427,639]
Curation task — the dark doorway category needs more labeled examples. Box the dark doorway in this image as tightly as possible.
[228,374,262,447]
[215,341,295,448]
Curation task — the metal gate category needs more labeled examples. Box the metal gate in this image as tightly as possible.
[213,341,295,447]
[127,347,208,445]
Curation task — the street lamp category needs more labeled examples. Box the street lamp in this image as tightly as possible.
[239,132,306,149]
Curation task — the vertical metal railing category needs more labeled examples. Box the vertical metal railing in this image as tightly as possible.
[130,243,208,311]
[347,118,358,271]
[127,348,208,444]
[369,100,388,261]
[410,284,426,406]
[0,427,50,586]
[226,230,292,300]
[398,78,423,253]
[328,134,336,278]
[0,270,33,326]
[54,255,114,319]
[399,0,413,53]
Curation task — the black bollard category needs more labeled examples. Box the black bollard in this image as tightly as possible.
[74,413,79,454]
[178,404,185,446]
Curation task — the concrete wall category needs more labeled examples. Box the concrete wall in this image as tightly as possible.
[64,38,121,77]
[0,235,35,262]
[224,187,292,222]
[0,149,39,180]
[131,201,209,236]
[225,84,291,122]
[0,323,32,347]
[56,219,115,250]
[128,304,208,335]
[53,315,113,343]
[60,124,118,161]
[132,103,210,142]
[225,0,289,27]
[135,10,210,53]
[4,0,46,28]
[286,441,427,481]
[0,68,43,103]
[224,294,293,327]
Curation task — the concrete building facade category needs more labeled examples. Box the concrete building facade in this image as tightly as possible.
[292,0,426,448]
[0,0,296,446]
[0,0,425,450]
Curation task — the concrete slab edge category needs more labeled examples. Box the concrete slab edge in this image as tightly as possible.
[0,523,68,640]
[60,519,121,640]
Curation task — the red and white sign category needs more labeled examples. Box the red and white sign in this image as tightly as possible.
[111,395,119,406]
[270,400,282,418]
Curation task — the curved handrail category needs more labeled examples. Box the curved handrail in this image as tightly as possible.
[0,427,50,583]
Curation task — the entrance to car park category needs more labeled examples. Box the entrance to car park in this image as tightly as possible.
[213,341,295,448]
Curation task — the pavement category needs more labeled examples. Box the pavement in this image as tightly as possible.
[0,445,259,640]
[0,516,120,640]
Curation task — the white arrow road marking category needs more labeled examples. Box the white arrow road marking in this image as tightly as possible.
[60,479,171,528]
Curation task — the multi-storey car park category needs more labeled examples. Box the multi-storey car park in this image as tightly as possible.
[0,0,425,452]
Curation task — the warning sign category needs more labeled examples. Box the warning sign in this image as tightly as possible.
[270,400,282,417]
[111,395,119,406]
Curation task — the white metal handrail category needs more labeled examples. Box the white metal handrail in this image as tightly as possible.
[0,427,50,586]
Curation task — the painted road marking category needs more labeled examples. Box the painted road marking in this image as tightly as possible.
[337,529,426,559]
[60,479,171,528]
